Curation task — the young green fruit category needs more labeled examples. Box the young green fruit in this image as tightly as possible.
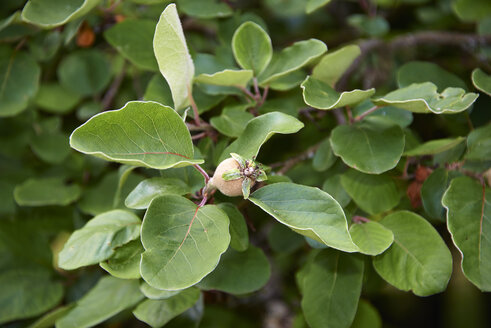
[209,157,252,197]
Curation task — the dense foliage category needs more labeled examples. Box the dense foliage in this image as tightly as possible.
[1,0,491,327]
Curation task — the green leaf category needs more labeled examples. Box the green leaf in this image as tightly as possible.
[30,131,70,164]
[14,177,81,206]
[56,276,144,328]
[35,82,81,114]
[322,174,351,207]
[471,68,491,96]
[78,171,141,216]
[219,112,303,162]
[330,117,405,174]
[178,0,233,19]
[218,203,249,252]
[397,61,467,91]
[125,177,190,209]
[341,169,400,215]
[210,104,254,138]
[140,195,230,290]
[232,21,272,75]
[311,44,360,87]
[353,101,413,128]
[198,246,270,294]
[373,211,453,296]
[268,69,305,91]
[154,3,194,110]
[250,182,359,252]
[421,168,460,220]
[100,239,144,279]
[465,124,491,161]
[258,39,327,85]
[140,282,181,300]
[133,288,200,328]
[0,269,63,325]
[348,14,389,37]
[452,0,491,22]
[58,209,141,270]
[57,49,111,97]
[299,250,364,328]
[104,19,158,71]
[0,47,40,117]
[442,176,491,291]
[222,169,241,181]
[301,76,375,110]
[195,69,253,87]
[28,305,75,328]
[351,300,382,328]
[144,74,174,107]
[70,101,202,169]
[404,137,466,156]
[306,0,332,14]
[312,138,336,171]
[242,177,252,199]
[268,223,305,253]
[21,0,101,28]
[373,82,478,114]
[350,221,394,256]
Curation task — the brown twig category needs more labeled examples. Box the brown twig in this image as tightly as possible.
[354,105,380,122]
[337,32,491,90]
[101,61,127,110]
[270,143,322,174]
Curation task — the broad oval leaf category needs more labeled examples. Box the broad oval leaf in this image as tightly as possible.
[330,117,405,174]
[14,177,81,207]
[340,170,400,215]
[133,288,200,328]
[57,49,111,97]
[232,21,272,75]
[70,101,202,169]
[198,246,270,294]
[140,282,181,300]
[442,176,491,291]
[301,76,375,110]
[35,83,81,114]
[312,137,336,172]
[56,276,143,328]
[465,124,491,161]
[210,104,254,138]
[250,182,359,252]
[0,47,40,117]
[140,195,230,290]
[100,239,144,279]
[217,203,249,252]
[178,0,233,19]
[258,39,327,85]
[472,68,491,96]
[351,300,382,328]
[312,44,360,87]
[373,211,453,296]
[0,269,63,325]
[397,61,467,91]
[306,0,332,14]
[421,168,460,221]
[154,3,194,110]
[299,250,364,328]
[58,209,141,270]
[373,82,478,114]
[350,221,394,256]
[21,0,100,28]
[219,111,303,162]
[104,19,158,71]
[322,174,351,207]
[404,137,466,156]
[195,69,253,87]
[125,177,190,209]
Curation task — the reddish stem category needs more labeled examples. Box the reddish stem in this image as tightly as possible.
[354,105,380,122]
[352,216,370,223]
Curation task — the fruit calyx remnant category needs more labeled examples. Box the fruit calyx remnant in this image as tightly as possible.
[207,153,267,199]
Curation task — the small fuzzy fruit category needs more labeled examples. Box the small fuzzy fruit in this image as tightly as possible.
[209,157,254,197]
